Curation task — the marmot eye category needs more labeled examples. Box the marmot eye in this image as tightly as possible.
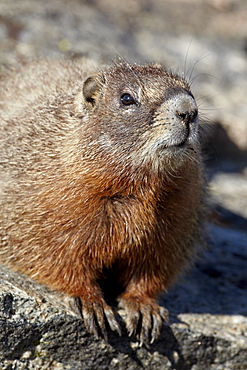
[120,93,136,106]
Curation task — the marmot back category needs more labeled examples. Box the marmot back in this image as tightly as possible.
[0,58,207,344]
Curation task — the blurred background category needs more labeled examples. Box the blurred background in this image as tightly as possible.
[0,0,246,315]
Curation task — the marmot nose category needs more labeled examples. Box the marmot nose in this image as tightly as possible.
[175,95,198,127]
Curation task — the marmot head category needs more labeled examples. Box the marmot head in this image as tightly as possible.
[77,62,200,170]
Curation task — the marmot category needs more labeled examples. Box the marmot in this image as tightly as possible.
[0,58,206,344]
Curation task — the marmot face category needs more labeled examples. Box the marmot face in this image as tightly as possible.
[81,63,199,167]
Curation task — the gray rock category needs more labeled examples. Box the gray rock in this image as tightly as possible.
[0,224,246,369]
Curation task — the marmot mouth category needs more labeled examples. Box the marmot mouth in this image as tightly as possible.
[156,140,188,153]
[174,140,187,148]
[163,135,190,150]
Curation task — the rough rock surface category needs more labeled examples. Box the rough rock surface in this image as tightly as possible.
[0,0,246,368]
[1,224,247,369]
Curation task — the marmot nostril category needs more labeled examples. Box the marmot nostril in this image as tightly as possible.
[176,109,198,126]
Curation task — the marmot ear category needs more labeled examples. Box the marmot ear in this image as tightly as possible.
[83,74,105,107]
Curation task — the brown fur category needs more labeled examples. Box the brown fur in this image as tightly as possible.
[0,58,206,344]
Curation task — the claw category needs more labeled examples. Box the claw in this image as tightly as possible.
[118,296,168,344]
[68,296,83,319]
[104,307,122,336]
[139,307,152,345]
[69,294,167,343]
[81,301,103,339]
[118,298,140,337]
[150,312,162,344]
[87,302,108,340]
[68,296,121,340]
[127,309,140,337]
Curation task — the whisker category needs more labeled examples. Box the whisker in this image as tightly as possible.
[186,52,211,85]
[182,37,194,81]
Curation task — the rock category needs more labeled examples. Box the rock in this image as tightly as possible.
[210,171,247,219]
[1,224,247,369]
